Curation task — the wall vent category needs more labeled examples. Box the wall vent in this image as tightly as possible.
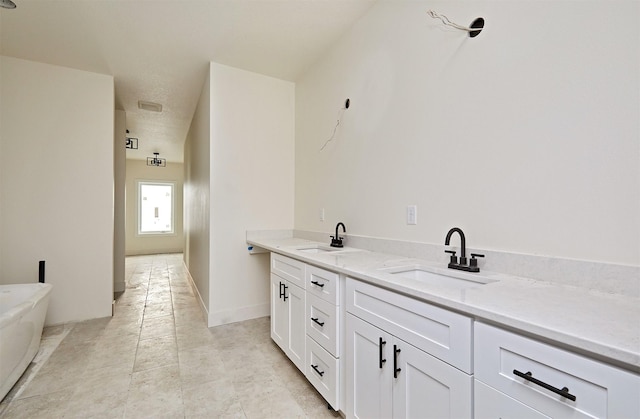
[138,100,163,112]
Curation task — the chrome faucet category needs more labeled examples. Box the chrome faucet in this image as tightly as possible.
[444,227,483,272]
[331,222,346,248]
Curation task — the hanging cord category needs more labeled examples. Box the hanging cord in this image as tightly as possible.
[427,10,478,33]
[320,100,349,152]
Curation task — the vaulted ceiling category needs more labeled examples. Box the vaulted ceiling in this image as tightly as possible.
[0,0,375,162]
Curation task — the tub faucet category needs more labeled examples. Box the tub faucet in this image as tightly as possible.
[444,227,483,272]
[331,222,346,248]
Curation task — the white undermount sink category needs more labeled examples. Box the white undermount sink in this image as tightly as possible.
[380,265,497,289]
[295,245,356,254]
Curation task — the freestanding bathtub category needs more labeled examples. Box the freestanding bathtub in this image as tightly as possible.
[0,283,52,401]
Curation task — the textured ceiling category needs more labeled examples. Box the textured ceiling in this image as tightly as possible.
[0,0,375,162]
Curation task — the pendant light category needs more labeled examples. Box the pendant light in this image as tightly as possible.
[147,153,166,167]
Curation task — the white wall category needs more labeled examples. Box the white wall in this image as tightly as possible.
[208,62,295,326]
[125,159,184,256]
[0,56,114,325]
[114,110,126,293]
[184,71,211,312]
[295,1,639,267]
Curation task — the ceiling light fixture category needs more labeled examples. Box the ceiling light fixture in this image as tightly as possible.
[147,152,166,167]
[125,137,138,149]
[0,0,16,9]
[138,100,163,112]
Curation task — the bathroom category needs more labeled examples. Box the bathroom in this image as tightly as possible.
[0,0,638,417]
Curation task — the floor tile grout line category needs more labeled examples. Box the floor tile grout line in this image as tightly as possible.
[125,256,185,417]
[123,258,152,418]
[169,260,189,419]
[157,256,187,418]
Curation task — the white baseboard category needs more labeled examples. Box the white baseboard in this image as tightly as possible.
[183,260,209,321]
[180,260,269,328]
[114,281,125,293]
[207,302,270,327]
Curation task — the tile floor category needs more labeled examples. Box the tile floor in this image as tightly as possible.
[0,254,340,418]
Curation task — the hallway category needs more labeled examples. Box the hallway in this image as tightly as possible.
[0,254,337,418]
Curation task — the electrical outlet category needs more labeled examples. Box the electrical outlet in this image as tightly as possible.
[407,205,417,225]
[320,208,325,222]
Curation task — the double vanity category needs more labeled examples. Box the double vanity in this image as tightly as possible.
[248,231,640,418]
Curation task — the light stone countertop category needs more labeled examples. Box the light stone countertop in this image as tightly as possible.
[247,236,640,374]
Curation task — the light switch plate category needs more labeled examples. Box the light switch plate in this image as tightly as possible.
[407,205,417,225]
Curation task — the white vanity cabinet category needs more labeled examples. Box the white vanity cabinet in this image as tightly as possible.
[268,250,640,419]
[270,254,306,372]
[270,253,344,410]
[474,322,640,419]
[346,277,473,419]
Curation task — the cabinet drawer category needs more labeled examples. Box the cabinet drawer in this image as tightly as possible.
[271,253,305,288]
[306,293,339,357]
[306,264,339,305]
[346,278,473,373]
[306,335,339,410]
[475,322,640,419]
[475,379,550,419]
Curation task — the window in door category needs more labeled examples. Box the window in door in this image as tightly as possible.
[138,181,175,235]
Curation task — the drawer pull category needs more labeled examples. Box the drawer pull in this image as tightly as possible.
[310,280,325,288]
[379,337,387,369]
[282,284,288,301]
[394,345,402,378]
[513,370,577,402]
[311,317,325,327]
[311,364,325,377]
[279,282,284,299]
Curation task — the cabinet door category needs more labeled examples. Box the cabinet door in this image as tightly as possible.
[392,338,472,419]
[346,313,392,419]
[271,274,287,351]
[287,281,306,372]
